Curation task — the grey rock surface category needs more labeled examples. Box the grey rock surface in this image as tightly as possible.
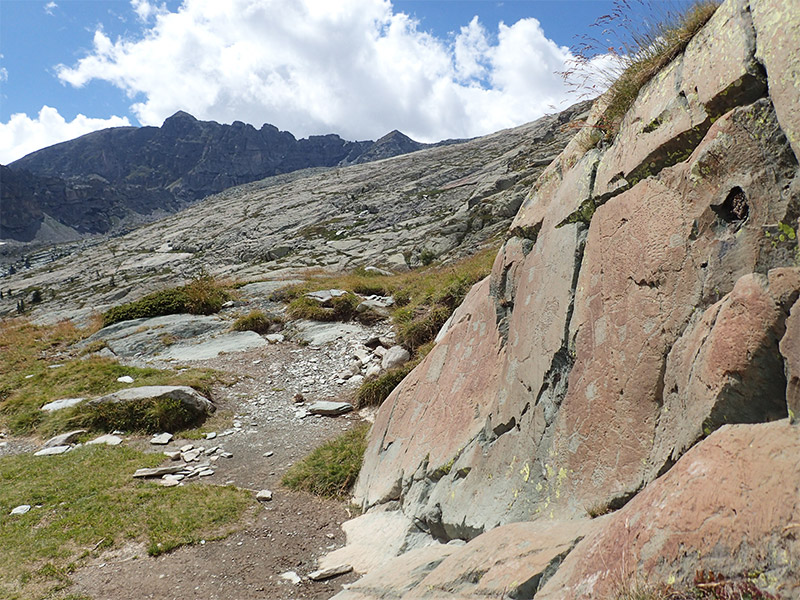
[88,385,215,418]
[40,397,85,412]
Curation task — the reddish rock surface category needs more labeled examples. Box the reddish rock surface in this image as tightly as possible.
[537,421,800,600]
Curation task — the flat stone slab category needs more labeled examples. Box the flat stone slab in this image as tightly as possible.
[293,320,370,347]
[10,505,31,515]
[133,465,185,478]
[159,331,268,361]
[308,401,354,416]
[40,397,85,412]
[34,445,72,456]
[150,432,173,445]
[306,289,348,304]
[44,430,86,448]
[86,434,123,446]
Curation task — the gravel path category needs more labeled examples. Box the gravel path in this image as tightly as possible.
[70,335,384,600]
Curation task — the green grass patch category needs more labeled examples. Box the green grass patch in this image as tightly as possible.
[102,273,230,327]
[0,445,253,600]
[0,319,220,437]
[71,396,202,434]
[282,423,370,499]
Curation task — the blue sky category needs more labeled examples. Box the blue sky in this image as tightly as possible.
[0,0,656,163]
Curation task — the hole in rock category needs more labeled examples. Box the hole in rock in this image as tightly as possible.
[713,186,749,226]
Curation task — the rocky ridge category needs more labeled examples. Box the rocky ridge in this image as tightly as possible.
[1,110,441,243]
[344,0,800,597]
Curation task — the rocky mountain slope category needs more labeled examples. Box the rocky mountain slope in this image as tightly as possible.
[1,111,438,243]
[341,0,800,597]
[0,101,589,324]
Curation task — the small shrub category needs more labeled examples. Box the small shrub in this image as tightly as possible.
[231,310,273,334]
[282,424,370,498]
[182,272,228,315]
[102,273,229,326]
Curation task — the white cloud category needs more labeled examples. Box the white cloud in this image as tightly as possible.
[0,67,7,82]
[0,106,130,164]
[54,0,586,143]
[44,2,58,16]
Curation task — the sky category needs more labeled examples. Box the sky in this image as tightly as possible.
[0,0,655,164]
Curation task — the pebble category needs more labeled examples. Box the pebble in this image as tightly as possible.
[10,505,31,515]
[264,451,274,457]
[116,375,134,383]
[205,431,217,440]
[164,451,181,460]
[280,571,301,585]
[256,489,273,502]
[180,444,194,452]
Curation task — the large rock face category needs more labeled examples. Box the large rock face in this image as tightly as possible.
[350,0,800,594]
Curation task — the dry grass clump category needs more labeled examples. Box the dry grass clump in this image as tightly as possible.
[282,424,370,499]
[564,0,720,138]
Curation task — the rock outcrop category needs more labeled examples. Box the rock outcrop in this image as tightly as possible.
[348,0,800,595]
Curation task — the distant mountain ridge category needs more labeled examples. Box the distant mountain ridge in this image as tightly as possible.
[1,111,434,242]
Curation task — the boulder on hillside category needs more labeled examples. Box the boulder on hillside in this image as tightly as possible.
[82,386,216,433]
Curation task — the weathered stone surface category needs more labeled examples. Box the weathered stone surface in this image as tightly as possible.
[380,346,410,370]
[319,511,439,575]
[88,385,215,418]
[40,397,85,412]
[307,401,353,416]
[159,331,267,361]
[307,564,352,581]
[782,296,800,423]
[330,545,458,600]
[752,0,800,162]
[10,505,31,515]
[594,0,766,196]
[256,489,273,502]
[537,421,800,599]
[293,320,370,346]
[43,429,85,448]
[649,272,795,475]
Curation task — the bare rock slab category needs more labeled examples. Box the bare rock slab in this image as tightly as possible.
[40,397,85,412]
[381,345,410,370]
[307,401,354,416]
[34,445,72,456]
[43,429,86,448]
[150,432,173,445]
[133,465,185,478]
[307,564,353,581]
[86,434,123,446]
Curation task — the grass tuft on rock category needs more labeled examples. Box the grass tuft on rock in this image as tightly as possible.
[564,0,720,138]
[231,310,275,334]
[286,292,361,322]
[71,396,203,434]
[282,424,370,499]
[355,364,415,408]
[0,445,253,600]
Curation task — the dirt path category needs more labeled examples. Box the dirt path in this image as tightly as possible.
[70,340,374,600]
